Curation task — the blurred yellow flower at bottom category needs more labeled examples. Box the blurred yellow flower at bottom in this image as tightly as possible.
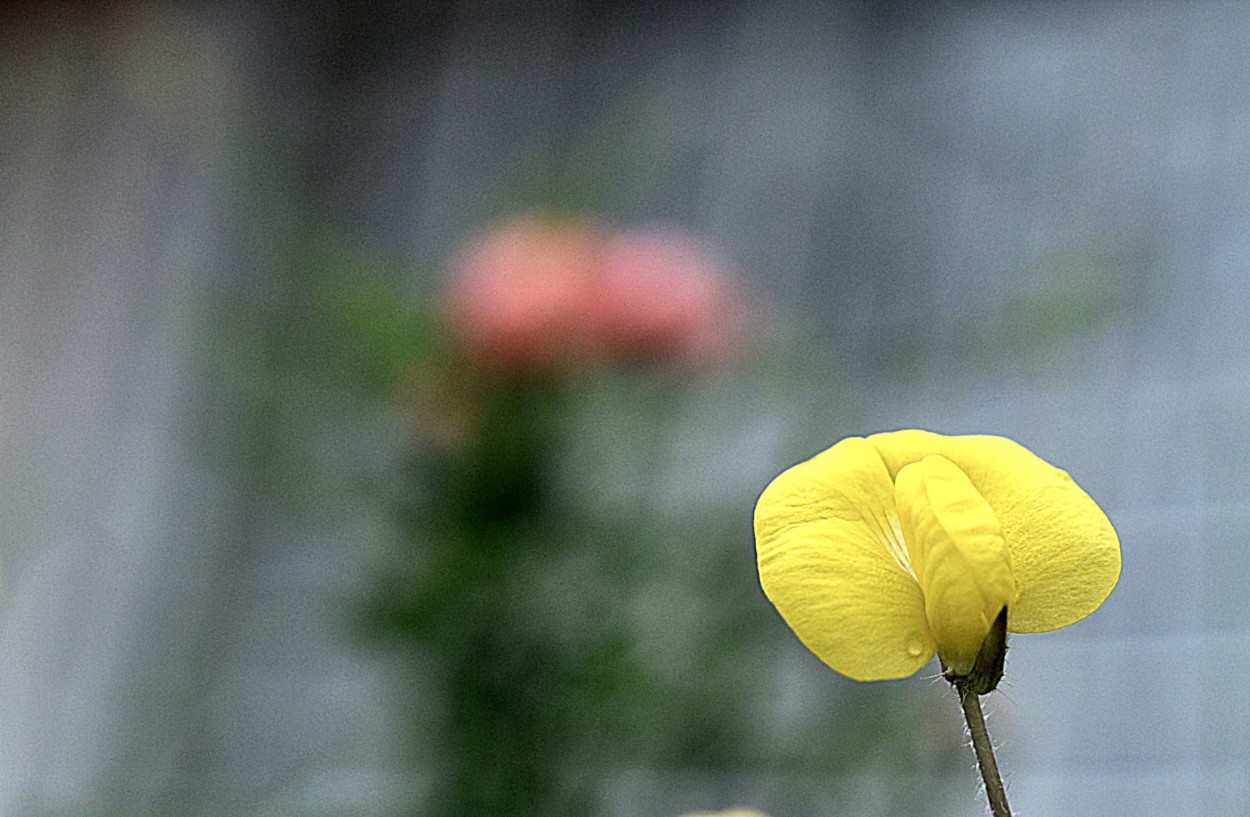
[680,811,771,817]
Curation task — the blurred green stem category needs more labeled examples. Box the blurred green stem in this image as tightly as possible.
[419,377,565,817]
[956,683,1012,817]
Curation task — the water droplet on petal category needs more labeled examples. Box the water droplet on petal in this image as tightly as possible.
[906,637,926,658]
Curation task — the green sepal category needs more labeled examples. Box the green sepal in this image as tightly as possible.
[945,606,1008,695]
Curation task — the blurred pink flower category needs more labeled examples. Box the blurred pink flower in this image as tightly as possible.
[590,229,744,365]
[443,217,601,371]
[443,215,747,373]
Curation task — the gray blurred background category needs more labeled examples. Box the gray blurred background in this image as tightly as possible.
[0,1,1242,815]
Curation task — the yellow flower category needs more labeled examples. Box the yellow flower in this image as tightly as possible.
[679,811,771,817]
[754,430,1120,686]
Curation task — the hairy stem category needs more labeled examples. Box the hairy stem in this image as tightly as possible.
[956,683,1012,817]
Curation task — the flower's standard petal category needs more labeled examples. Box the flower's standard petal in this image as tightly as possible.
[755,437,935,681]
[895,456,1016,675]
[869,430,1120,633]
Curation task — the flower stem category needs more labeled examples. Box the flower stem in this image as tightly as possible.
[955,683,1012,817]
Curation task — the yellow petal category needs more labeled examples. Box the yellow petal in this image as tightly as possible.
[754,437,935,681]
[895,455,1015,675]
[869,430,1120,633]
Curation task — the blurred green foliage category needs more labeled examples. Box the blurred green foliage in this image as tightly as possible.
[856,231,1155,384]
[198,220,957,816]
[1000,231,1154,352]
